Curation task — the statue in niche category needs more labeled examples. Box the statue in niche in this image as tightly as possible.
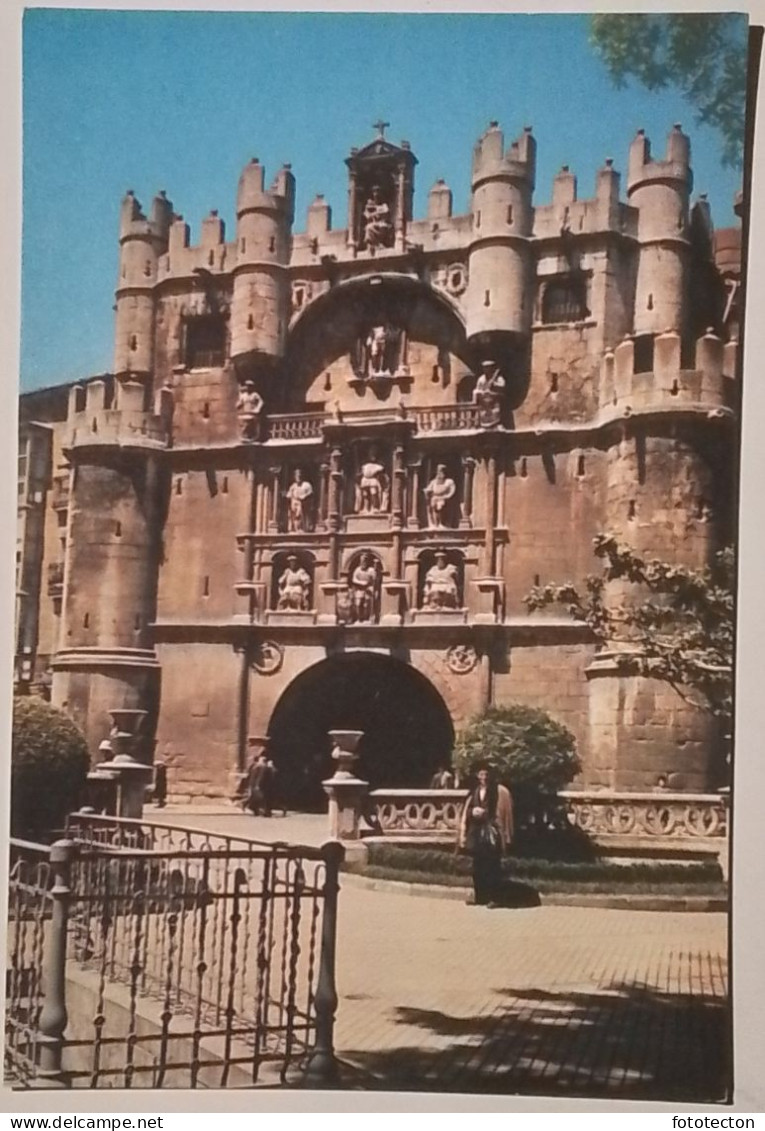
[362,185,393,250]
[424,464,457,529]
[354,323,402,380]
[285,468,314,532]
[423,551,460,611]
[350,552,381,624]
[236,381,264,440]
[472,360,506,406]
[276,555,312,611]
[355,448,389,514]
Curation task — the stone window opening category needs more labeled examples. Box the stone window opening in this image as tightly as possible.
[83,613,89,629]
[633,334,654,374]
[520,457,528,479]
[143,260,152,278]
[134,614,141,631]
[222,476,229,494]
[269,236,276,253]
[475,210,481,229]
[540,275,590,324]
[627,500,637,521]
[507,205,513,224]
[324,372,332,392]
[208,250,215,266]
[129,334,138,352]
[484,290,491,307]
[671,377,680,396]
[247,313,254,331]
[647,293,654,311]
[533,573,541,587]
[175,478,183,496]
[185,314,227,369]
[202,402,210,420]
[550,373,559,394]
[203,575,210,597]
[115,520,122,537]
[240,238,246,253]
[576,454,585,477]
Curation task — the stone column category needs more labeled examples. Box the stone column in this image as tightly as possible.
[268,466,281,533]
[327,447,343,533]
[395,163,407,251]
[407,459,422,528]
[460,456,476,528]
[484,450,498,575]
[322,729,369,864]
[317,461,330,531]
[37,840,76,1088]
[391,444,406,530]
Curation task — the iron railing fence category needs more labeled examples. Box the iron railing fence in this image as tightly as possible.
[5,841,53,1086]
[6,818,343,1090]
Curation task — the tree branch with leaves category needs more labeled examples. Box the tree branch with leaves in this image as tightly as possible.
[590,13,748,170]
[525,535,734,730]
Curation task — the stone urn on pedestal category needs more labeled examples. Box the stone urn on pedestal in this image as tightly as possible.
[95,709,154,820]
[322,730,369,863]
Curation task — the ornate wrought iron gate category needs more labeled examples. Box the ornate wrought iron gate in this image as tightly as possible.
[5,816,343,1089]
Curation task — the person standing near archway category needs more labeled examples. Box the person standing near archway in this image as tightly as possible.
[458,764,513,907]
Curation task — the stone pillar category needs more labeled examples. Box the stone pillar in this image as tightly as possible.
[460,456,476,528]
[484,450,498,574]
[95,709,153,819]
[322,730,369,864]
[328,447,343,532]
[407,460,422,528]
[347,170,358,252]
[391,444,406,530]
[37,840,76,1088]
[395,163,407,251]
[268,466,281,533]
[317,461,330,531]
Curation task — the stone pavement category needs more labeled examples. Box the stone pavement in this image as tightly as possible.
[147,807,730,1101]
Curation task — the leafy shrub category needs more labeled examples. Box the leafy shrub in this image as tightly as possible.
[453,703,580,827]
[11,696,90,839]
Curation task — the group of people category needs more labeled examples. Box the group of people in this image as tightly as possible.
[241,753,283,817]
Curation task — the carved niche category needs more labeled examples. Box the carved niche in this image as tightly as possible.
[346,125,416,253]
[419,548,464,611]
[272,551,314,612]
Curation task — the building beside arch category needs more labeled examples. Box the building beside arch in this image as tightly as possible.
[16,122,741,804]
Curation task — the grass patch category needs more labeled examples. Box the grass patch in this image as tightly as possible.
[356,844,725,895]
[357,864,727,898]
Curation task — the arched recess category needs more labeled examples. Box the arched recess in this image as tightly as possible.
[266,651,455,810]
[279,274,476,410]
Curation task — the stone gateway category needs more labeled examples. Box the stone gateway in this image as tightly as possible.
[16,121,740,806]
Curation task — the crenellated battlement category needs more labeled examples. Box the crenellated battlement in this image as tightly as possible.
[599,329,737,417]
[627,124,692,193]
[65,378,169,453]
[236,159,295,222]
[471,121,536,188]
[119,190,174,245]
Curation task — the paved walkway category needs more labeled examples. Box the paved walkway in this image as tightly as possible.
[146,806,730,1101]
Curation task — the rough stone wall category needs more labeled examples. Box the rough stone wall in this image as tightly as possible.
[157,467,250,623]
[53,666,154,767]
[502,446,606,616]
[493,642,595,771]
[154,642,242,802]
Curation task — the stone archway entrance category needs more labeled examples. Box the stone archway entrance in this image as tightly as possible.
[267,652,455,810]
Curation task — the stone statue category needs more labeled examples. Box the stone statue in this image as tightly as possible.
[362,185,393,250]
[236,381,264,440]
[350,552,380,623]
[355,450,389,514]
[472,360,506,406]
[423,551,460,610]
[276,555,312,611]
[366,325,390,376]
[424,464,457,529]
[285,468,314,532]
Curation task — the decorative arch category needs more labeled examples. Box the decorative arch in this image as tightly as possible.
[266,651,456,809]
[280,273,475,410]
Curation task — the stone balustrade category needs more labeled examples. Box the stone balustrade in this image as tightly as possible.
[369,788,469,838]
[366,787,728,854]
[559,789,728,842]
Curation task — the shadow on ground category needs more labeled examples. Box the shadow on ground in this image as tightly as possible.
[338,979,731,1101]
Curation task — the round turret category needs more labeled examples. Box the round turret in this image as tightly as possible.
[465,123,536,369]
[114,191,172,378]
[627,125,692,337]
[230,159,295,371]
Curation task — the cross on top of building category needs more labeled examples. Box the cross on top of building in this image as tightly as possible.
[372,119,390,139]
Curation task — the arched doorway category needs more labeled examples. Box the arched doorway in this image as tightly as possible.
[266,652,455,810]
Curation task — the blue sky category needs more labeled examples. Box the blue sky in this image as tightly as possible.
[20,10,748,391]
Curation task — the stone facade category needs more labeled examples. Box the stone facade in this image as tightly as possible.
[18,122,740,804]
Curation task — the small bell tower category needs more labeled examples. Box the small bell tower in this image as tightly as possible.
[346,121,417,254]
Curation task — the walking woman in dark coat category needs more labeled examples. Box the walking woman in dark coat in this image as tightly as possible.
[458,764,513,907]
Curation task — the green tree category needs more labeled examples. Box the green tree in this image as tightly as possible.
[590,13,748,169]
[453,704,580,826]
[11,696,90,839]
[525,535,734,731]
